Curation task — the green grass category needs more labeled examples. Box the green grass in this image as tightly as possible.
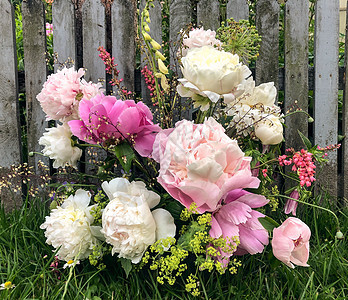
[0,194,347,300]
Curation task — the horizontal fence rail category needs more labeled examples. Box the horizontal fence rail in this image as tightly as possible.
[0,0,346,206]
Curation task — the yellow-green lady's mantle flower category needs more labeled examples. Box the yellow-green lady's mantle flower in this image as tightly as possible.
[0,281,15,290]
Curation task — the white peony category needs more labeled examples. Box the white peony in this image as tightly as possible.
[39,123,82,168]
[101,178,176,264]
[40,189,101,262]
[254,115,284,145]
[177,46,252,110]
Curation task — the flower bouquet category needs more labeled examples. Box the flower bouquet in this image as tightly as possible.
[36,4,341,296]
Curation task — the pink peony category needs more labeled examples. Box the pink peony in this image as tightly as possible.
[181,27,222,56]
[37,67,101,121]
[210,189,269,261]
[284,189,299,216]
[153,117,260,212]
[68,94,160,157]
[272,217,310,268]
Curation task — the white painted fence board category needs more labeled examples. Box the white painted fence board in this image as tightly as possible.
[343,0,348,200]
[314,0,339,196]
[284,0,309,151]
[255,0,280,88]
[226,0,249,21]
[197,0,220,31]
[52,0,75,69]
[140,0,162,105]
[22,0,49,170]
[112,0,136,93]
[82,0,106,85]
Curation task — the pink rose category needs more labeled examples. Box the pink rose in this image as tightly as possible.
[68,94,160,157]
[272,217,311,268]
[37,67,101,121]
[209,189,269,264]
[153,117,260,212]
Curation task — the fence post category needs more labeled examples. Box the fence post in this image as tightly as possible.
[255,0,280,88]
[0,0,22,210]
[226,0,249,21]
[284,0,309,151]
[197,0,220,31]
[314,0,339,197]
[22,0,49,170]
[341,0,348,201]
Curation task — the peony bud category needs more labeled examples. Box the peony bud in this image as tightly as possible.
[336,230,344,240]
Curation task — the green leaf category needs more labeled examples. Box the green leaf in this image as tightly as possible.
[120,258,132,278]
[113,142,135,173]
[258,216,279,233]
[297,130,312,150]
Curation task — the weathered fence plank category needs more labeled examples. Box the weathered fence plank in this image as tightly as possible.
[284,0,309,151]
[22,0,49,170]
[111,0,136,93]
[140,0,162,105]
[226,0,249,21]
[197,0,220,31]
[81,0,107,176]
[0,0,22,210]
[342,0,348,201]
[52,0,76,68]
[0,0,21,170]
[169,0,191,69]
[255,0,280,88]
[314,0,339,196]
[82,0,106,84]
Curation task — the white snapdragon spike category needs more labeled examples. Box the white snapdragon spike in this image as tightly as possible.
[101,178,176,264]
[39,123,82,169]
[177,46,252,111]
[40,189,101,262]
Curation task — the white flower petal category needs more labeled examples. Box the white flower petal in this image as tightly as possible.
[152,208,176,241]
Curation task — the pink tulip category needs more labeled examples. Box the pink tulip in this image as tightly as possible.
[68,94,160,157]
[284,189,299,216]
[272,217,310,268]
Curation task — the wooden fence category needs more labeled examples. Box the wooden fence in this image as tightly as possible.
[0,0,347,202]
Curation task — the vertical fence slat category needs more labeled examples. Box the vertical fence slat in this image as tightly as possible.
[22,0,49,170]
[82,0,105,84]
[314,0,339,196]
[226,0,249,21]
[197,0,220,31]
[284,0,309,151]
[0,0,21,170]
[140,0,162,105]
[52,0,75,68]
[343,0,348,200]
[111,0,136,92]
[82,0,106,176]
[169,0,191,68]
[255,0,280,87]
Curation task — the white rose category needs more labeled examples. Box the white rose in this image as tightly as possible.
[101,178,176,264]
[254,115,284,145]
[40,189,101,262]
[39,123,82,168]
[177,46,252,108]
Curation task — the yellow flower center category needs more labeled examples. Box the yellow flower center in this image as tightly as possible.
[4,281,12,289]
[67,260,74,265]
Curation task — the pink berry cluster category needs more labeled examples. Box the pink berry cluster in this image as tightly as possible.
[141,66,156,97]
[98,46,133,99]
[278,149,316,187]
